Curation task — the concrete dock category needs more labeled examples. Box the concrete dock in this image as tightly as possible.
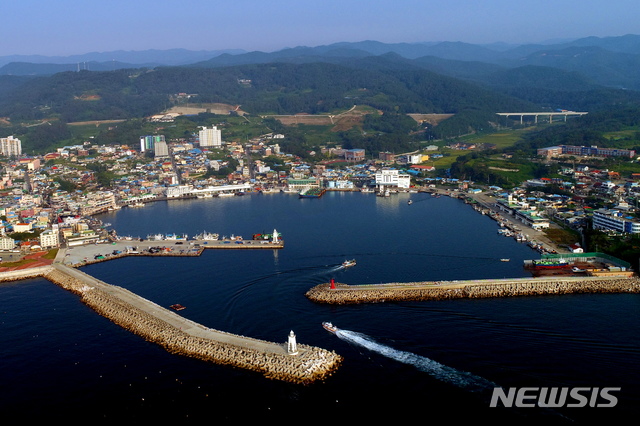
[62,239,283,267]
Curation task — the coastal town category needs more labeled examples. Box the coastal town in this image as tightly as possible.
[0,125,639,274]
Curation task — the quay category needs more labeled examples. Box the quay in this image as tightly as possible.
[305,276,640,305]
[1,248,342,384]
[63,238,284,267]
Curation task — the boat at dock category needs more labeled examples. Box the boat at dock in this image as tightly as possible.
[530,258,569,269]
[342,259,356,268]
[322,322,338,334]
[299,187,326,198]
[194,231,219,240]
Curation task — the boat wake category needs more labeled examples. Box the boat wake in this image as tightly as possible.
[335,329,496,393]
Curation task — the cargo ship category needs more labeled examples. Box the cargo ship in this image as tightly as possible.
[322,322,338,334]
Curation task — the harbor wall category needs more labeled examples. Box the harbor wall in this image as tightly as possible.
[40,266,341,384]
[305,277,640,305]
[0,264,341,384]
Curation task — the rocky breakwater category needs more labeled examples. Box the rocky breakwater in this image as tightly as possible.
[44,267,342,384]
[305,277,640,305]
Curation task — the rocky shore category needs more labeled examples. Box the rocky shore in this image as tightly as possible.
[305,277,640,305]
[18,266,343,384]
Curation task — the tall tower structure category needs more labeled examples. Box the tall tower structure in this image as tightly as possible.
[198,126,222,147]
[287,330,298,355]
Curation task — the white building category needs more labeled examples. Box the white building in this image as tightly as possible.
[0,236,15,250]
[199,126,222,147]
[39,229,59,249]
[0,136,22,156]
[375,168,411,189]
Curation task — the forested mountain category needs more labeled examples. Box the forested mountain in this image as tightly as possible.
[2,35,640,154]
[0,59,537,125]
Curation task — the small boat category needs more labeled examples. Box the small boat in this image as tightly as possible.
[407,200,413,205]
[170,304,186,311]
[322,322,338,334]
[342,259,356,268]
[500,258,510,262]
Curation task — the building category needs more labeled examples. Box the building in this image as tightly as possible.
[199,126,222,147]
[0,136,22,156]
[140,135,165,153]
[593,208,640,234]
[375,168,411,190]
[344,148,365,162]
[0,236,15,250]
[39,229,59,249]
[154,140,169,157]
[538,145,635,159]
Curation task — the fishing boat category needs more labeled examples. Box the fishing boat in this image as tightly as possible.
[299,187,326,198]
[531,258,569,269]
[500,258,510,262]
[342,259,356,268]
[322,322,338,334]
[407,199,413,205]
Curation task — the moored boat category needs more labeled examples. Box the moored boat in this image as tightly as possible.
[531,258,569,269]
[322,322,338,334]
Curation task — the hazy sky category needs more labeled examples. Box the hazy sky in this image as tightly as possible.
[2,0,638,56]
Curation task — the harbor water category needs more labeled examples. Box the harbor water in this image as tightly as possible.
[1,192,638,423]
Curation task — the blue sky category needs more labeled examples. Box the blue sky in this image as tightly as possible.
[2,0,639,56]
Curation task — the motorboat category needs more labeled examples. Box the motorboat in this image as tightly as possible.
[322,322,338,334]
[342,259,356,268]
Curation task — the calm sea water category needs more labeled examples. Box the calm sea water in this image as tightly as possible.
[1,192,638,424]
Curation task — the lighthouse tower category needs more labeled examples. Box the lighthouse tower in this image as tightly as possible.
[287,330,298,355]
[272,229,279,243]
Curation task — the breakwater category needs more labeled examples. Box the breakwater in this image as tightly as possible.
[305,276,640,305]
[44,265,342,384]
[1,265,341,384]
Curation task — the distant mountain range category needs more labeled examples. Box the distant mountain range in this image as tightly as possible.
[3,34,640,91]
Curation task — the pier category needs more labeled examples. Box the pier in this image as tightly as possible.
[305,276,640,305]
[63,238,284,267]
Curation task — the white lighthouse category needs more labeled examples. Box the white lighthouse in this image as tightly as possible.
[272,229,279,244]
[287,330,298,355]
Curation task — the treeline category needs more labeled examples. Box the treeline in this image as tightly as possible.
[0,61,535,123]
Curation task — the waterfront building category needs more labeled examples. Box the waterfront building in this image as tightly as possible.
[0,136,22,157]
[593,208,640,234]
[287,178,320,191]
[375,168,411,190]
[198,126,222,147]
[39,229,59,249]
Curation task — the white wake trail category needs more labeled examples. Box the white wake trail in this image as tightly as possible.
[336,329,496,393]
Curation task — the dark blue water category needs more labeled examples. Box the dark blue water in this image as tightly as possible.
[1,192,638,424]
